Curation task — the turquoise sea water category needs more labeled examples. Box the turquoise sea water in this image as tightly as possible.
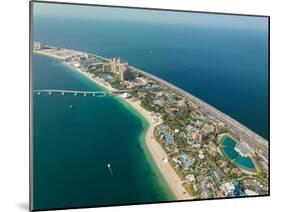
[32,5,269,209]
[33,15,269,140]
[32,54,174,210]
[222,136,255,170]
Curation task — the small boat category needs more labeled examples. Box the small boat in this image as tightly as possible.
[68,105,74,109]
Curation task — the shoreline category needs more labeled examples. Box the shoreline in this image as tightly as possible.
[120,99,193,200]
[34,51,193,200]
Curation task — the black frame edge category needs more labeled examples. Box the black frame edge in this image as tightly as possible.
[29,0,270,211]
[29,1,34,211]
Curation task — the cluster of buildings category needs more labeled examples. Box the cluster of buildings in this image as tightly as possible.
[33,42,268,199]
[35,44,140,83]
[153,93,268,198]
[33,41,43,50]
[103,58,139,81]
[120,77,148,90]
[157,125,177,153]
[219,181,244,197]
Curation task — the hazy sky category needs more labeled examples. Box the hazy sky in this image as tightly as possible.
[33,2,268,30]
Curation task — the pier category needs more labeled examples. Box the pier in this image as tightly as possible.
[33,89,130,96]
[34,44,268,164]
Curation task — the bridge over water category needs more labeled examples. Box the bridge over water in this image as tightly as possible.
[33,89,130,96]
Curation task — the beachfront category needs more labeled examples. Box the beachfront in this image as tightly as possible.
[33,43,269,199]
[34,49,192,199]
[126,100,193,200]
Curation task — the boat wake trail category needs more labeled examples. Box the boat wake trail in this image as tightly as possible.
[107,163,114,178]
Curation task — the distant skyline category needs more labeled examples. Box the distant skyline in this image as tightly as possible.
[33,2,268,31]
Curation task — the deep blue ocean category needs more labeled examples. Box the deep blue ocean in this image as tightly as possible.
[32,11,268,210]
[33,15,269,139]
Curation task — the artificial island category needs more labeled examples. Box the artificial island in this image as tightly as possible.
[33,42,269,200]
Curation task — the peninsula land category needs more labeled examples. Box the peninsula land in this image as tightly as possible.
[33,42,269,200]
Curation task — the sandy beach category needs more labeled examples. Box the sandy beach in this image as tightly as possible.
[34,50,193,200]
[123,99,194,200]
[34,49,67,60]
